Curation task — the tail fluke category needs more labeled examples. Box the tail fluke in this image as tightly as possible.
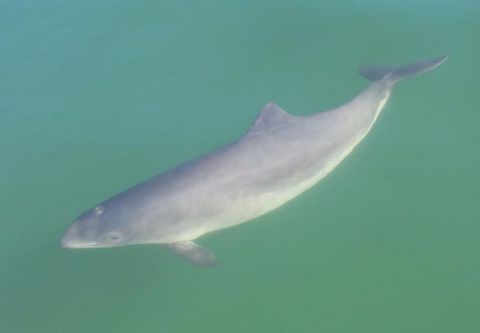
[358,55,448,82]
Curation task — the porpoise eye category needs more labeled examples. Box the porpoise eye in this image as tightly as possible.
[94,206,104,215]
[108,232,122,242]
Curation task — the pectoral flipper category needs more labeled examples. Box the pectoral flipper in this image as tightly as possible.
[168,241,218,267]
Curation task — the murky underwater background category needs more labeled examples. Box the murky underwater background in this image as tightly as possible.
[1,0,479,332]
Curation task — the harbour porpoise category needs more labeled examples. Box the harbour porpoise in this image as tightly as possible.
[61,56,448,267]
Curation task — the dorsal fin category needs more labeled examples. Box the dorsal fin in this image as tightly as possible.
[247,102,295,135]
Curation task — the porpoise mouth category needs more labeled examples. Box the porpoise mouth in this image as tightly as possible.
[61,239,99,249]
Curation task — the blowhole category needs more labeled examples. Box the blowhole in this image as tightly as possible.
[94,206,104,215]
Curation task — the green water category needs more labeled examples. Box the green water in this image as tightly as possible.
[2,1,479,332]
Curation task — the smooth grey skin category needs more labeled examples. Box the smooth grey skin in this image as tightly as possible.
[61,56,447,266]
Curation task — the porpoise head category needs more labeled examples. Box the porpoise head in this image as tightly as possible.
[61,203,138,249]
